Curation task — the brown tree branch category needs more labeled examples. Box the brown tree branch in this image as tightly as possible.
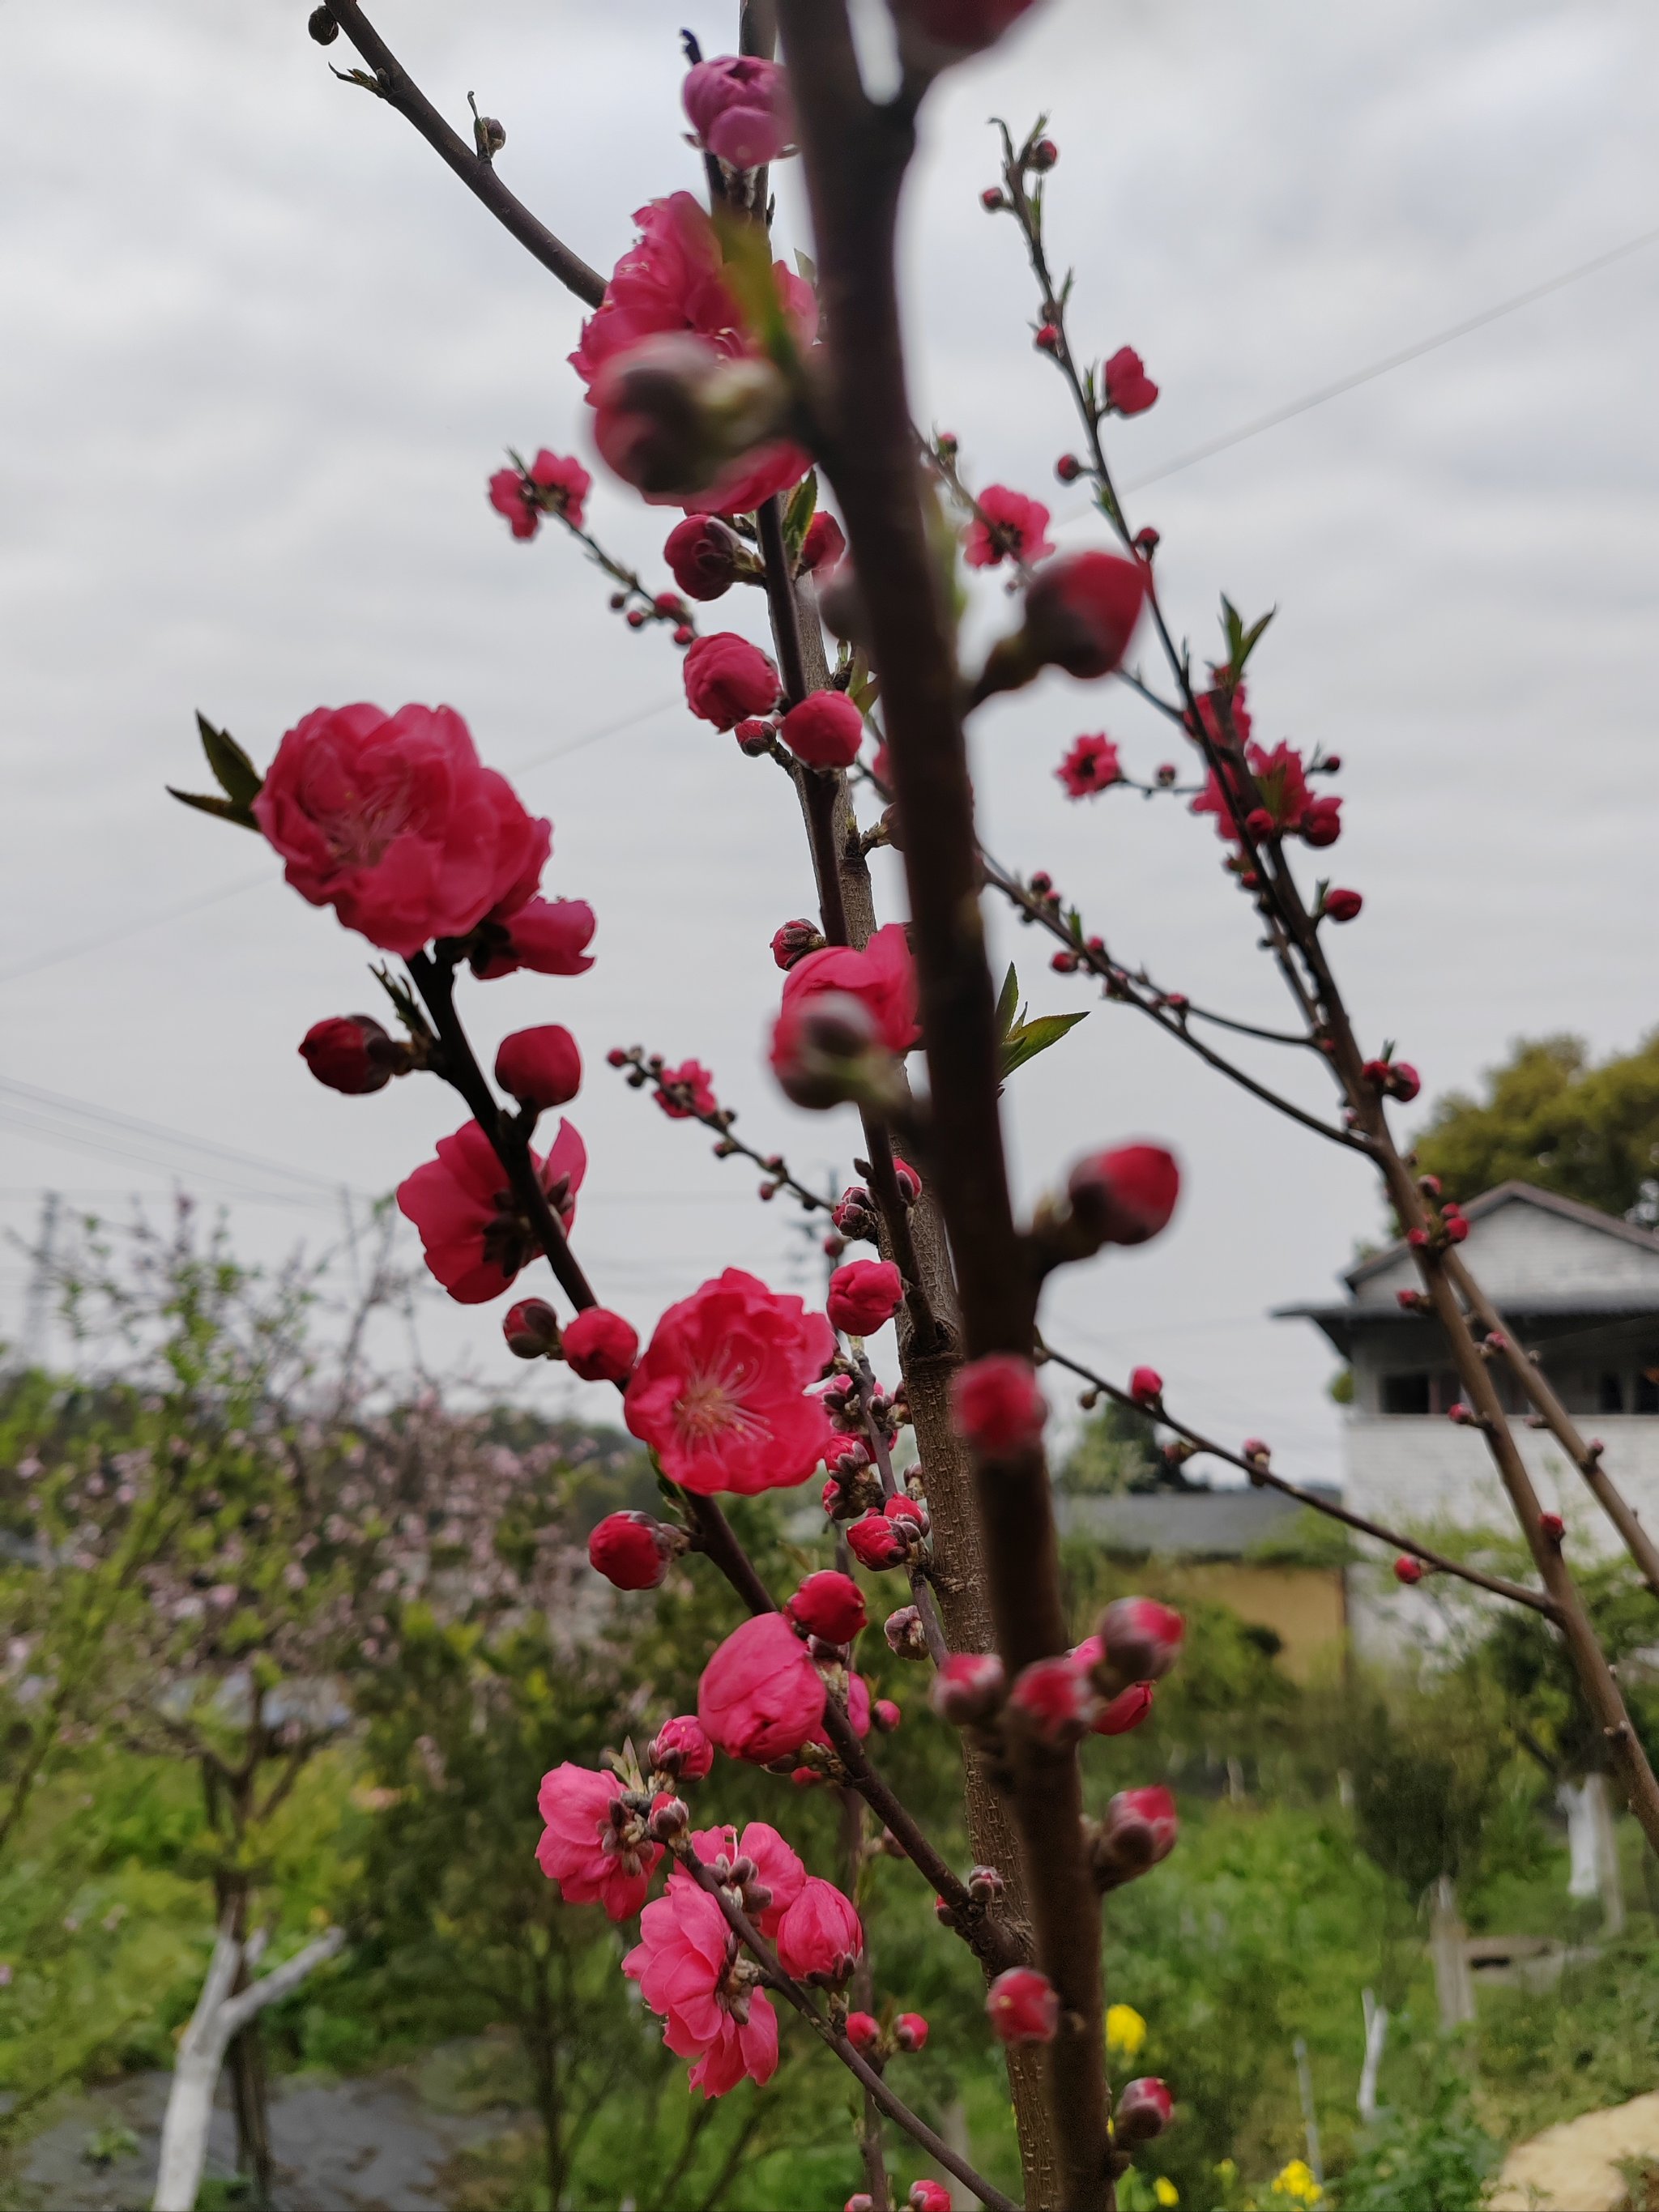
[778,14,1112,2203]
[1036,1340,1562,1620]
[316,2,605,307]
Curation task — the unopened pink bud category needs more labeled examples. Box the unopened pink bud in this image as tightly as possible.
[1010,1654,1097,1745]
[495,1024,582,1111]
[1019,548,1149,680]
[787,1570,868,1644]
[771,917,825,970]
[782,688,865,770]
[1094,1596,1184,1686]
[847,1514,908,1571]
[682,53,794,170]
[1324,887,1363,923]
[587,1511,675,1592]
[872,1698,902,1733]
[894,2011,929,2052]
[1539,1511,1565,1541]
[929,1651,1007,1725]
[1068,1144,1181,1249]
[560,1307,638,1385]
[909,2184,952,2212]
[1093,1680,1155,1737]
[986,1966,1059,2047]
[300,1014,402,1096]
[884,1606,930,1661]
[1393,1555,1423,1585]
[951,1354,1047,1455]
[663,514,746,602]
[502,1298,560,1360]
[1094,1784,1179,1890]
[1115,2077,1174,2145]
[1128,1365,1163,1407]
[646,1715,713,1780]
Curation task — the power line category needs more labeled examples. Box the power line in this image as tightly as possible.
[1123,220,1659,492]
[0,693,682,993]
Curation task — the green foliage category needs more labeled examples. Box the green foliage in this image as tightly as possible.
[1333,2071,1497,2212]
[995,963,1088,1083]
[1348,1679,1509,1898]
[1060,1397,1162,1494]
[1413,1030,1659,1221]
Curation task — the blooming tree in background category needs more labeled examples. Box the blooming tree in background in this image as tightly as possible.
[163,1,1659,2203]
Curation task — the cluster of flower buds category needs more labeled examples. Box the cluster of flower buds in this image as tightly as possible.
[847,1494,929,1571]
[1090,1784,1179,1891]
[1363,1055,1422,1105]
[820,1439,885,1524]
[586,1510,686,1592]
[1395,1289,1431,1314]
[843,2008,932,2063]
[300,1014,421,1096]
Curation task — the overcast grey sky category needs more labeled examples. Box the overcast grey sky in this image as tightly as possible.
[3,0,1657,1481]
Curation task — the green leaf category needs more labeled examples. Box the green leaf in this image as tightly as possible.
[996,964,1021,1039]
[196,713,262,808]
[713,210,795,362]
[166,786,259,832]
[783,471,818,557]
[1000,1010,1088,1081]
[1218,596,1276,676]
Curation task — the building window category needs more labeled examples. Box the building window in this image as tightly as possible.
[1381,1372,1431,1415]
[1599,1373,1626,1415]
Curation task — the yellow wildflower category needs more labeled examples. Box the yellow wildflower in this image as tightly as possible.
[1154,2180,1179,2207]
[1269,2159,1322,2205]
[1106,2002,1148,2059]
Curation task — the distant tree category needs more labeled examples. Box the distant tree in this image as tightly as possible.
[1413,1031,1659,1223]
[1060,1398,1169,1494]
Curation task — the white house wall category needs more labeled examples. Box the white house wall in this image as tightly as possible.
[1345,1413,1659,1660]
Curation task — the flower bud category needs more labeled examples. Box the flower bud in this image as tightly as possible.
[1066,1144,1181,1250]
[929,1651,1007,1725]
[587,1510,676,1591]
[1092,1784,1179,1890]
[884,1605,930,1660]
[1302,795,1343,848]
[800,511,847,574]
[827,1259,905,1336]
[300,1014,403,1095]
[845,2012,881,2054]
[770,991,902,1114]
[495,1024,582,1110]
[682,53,795,170]
[909,2184,952,2212]
[787,1569,868,1644]
[986,1966,1059,2047]
[981,549,1149,698]
[646,1714,714,1780]
[648,1796,689,1843]
[951,1354,1047,1455]
[1029,136,1059,170]
[1093,1680,1155,1737]
[781,688,865,771]
[832,1185,879,1241]
[307,5,339,40]
[1323,887,1363,923]
[663,515,748,602]
[893,1157,923,1203]
[502,1298,560,1360]
[1010,1655,1097,1746]
[1115,2077,1174,2145]
[967,1863,1006,1904]
[1393,1555,1423,1585]
[873,1697,902,1733]
[1128,1366,1163,1408]
[772,918,825,971]
[1092,1597,1184,1689]
[561,1306,639,1384]
[847,1514,908,1571]
[591,334,791,501]
[776,1875,864,1988]
[893,2011,930,2052]
[1540,1510,1565,1541]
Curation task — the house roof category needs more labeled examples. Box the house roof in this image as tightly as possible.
[1056,1485,1338,1560]
[1343,1181,1659,1289]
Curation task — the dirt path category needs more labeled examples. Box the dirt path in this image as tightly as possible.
[1491,2091,1659,2212]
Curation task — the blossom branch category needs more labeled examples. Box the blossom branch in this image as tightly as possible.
[779,12,1114,2202]
[1036,1340,1562,1621]
[1440,1251,1659,1601]
[313,2,606,307]
[851,1354,950,1669]
[604,1047,831,1214]
[981,855,1364,1153]
[672,1848,1018,2212]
